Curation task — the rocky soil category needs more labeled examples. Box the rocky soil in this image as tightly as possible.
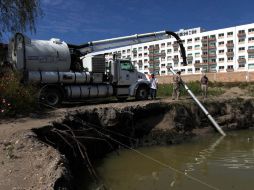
[0,87,253,190]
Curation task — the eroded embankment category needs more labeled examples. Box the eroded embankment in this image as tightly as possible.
[31,97,254,190]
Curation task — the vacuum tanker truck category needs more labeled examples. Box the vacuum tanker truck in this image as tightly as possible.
[6,31,186,106]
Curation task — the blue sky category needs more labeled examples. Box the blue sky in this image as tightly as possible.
[4,0,254,43]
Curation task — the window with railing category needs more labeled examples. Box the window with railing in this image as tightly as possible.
[195,37,200,42]
[248,37,254,42]
[218,33,224,38]
[238,47,245,51]
[248,28,254,33]
[227,32,233,37]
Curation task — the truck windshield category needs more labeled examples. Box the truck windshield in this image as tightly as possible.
[120,61,134,71]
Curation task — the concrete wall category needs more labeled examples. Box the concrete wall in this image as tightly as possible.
[157,71,254,83]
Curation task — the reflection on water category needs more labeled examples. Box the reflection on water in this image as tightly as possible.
[87,129,254,190]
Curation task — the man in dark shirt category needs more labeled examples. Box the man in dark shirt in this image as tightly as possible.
[200,74,208,98]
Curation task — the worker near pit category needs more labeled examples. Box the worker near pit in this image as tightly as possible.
[150,73,158,100]
[200,73,209,99]
[172,70,182,100]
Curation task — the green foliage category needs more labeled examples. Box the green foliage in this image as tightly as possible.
[0,70,37,117]
[0,0,42,37]
[157,81,225,98]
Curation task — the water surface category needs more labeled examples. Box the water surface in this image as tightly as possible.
[89,130,254,190]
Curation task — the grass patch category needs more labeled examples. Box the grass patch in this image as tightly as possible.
[157,81,225,98]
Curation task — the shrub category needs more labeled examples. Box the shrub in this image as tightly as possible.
[0,69,37,117]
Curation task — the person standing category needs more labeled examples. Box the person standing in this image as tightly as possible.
[200,73,208,98]
[150,74,158,100]
[172,71,181,100]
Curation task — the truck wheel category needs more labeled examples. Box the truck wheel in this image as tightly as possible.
[135,85,149,100]
[40,88,62,107]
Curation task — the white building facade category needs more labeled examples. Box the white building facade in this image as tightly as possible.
[94,23,254,75]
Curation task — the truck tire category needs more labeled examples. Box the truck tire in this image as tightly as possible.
[39,88,62,107]
[135,85,149,100]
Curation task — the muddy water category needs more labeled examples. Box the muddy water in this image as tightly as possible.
[88,130,254,190]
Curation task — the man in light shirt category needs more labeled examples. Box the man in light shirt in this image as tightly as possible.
[150,74,158,100]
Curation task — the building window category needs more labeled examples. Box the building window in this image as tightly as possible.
[248,37,254,42]
[167,49,172,53]
[195,45,200,49]
[167,56,172,61]
[144,53,148,57]
[195,53,200,57]
[187,68,192,73]
[138,47,142,51]
[144,46,148,50]
[161,43,165,48]
[188,61,192,65]
[195,60,200,63]
[248,46,254,50]
[138,53,142,57]
[167,42,171,46]
[218,41,224,46]
[227,65,233,69]
[238,47,245,51]
[218,33,224,38]
[248,55,254,59]
[238,39,245,43]
[219,66,224,70]
[227,32,233,36]
[227,57,233,61]
[122,50,126,54]
[219,58,224,62]
[195,37,200,42]
[248,28,254,33]
[144,59,148,63]
[127,49,131,53]
[238,30,245,34]
[195,68,200,71]
[228,48,233,52]
[239,56,245,59]
[187,39,192,43]
[239,64,245,68]
[173,48,178,52]
[144,65,148,69]
[187,46,192,50]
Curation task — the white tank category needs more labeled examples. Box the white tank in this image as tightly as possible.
[65,85,113,99]
[9,34,71,72]
[28,71,91,84]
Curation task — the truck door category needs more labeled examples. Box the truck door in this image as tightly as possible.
[117,60,137,86]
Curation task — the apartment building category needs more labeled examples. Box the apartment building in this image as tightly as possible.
[93,23,254,75]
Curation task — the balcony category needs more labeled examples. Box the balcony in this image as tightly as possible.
[148,60,160,64]
[201,46,208,50]
[208,37,216,42]
[173,43,179,48]
[173,58,179,62]
[226,52,234,56]
[226,68,234,72]
[237,33,246,38]
[201,38,208,43]
[208,46,216,49]
[187,56,193,61]
[247,49,254,54]
[238,58,246,63]
[208,54,217,58]
[226,43,234,48]
[148,46,159,51]
[201,54,208,58]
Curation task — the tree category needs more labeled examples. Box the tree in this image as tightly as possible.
[0,0,42,38]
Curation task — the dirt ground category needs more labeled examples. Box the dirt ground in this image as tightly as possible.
[0,87,250,190]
